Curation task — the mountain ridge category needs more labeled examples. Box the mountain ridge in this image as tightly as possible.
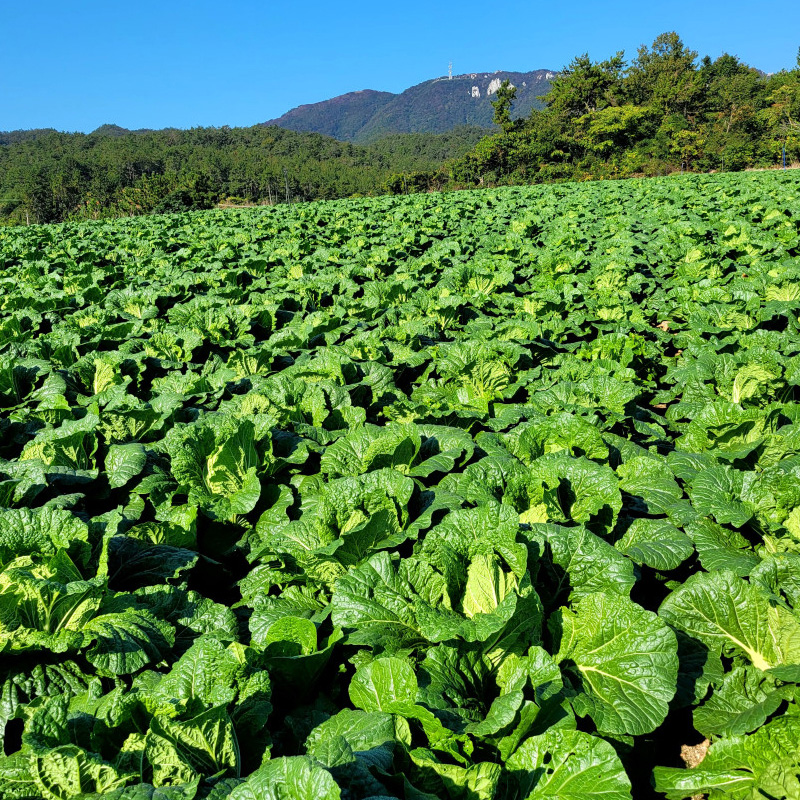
[262,69,555,142]
[1,70,555,146]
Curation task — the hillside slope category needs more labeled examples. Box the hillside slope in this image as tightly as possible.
[261,89,396,141]
[263,69,554,142]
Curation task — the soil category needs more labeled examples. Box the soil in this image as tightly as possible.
[680,738,710,769]
[680,739,711,800]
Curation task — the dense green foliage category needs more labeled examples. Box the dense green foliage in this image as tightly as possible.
[1,169,800,798]
[451,33,800,185]
[0,130,60,147]
[0,125,485,225]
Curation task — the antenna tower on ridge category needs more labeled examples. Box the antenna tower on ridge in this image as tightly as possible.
[448,61,453,80]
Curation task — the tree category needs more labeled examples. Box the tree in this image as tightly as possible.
[491,80,518,133]
[545,52,626,117]
[575,105,658,157]
[669,128,705,169]
[763,63,800,162]
[153,174,220,214]
[626,32,699,114]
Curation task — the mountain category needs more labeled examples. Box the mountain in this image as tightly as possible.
[262,69,555,142]
[262,90,396,142]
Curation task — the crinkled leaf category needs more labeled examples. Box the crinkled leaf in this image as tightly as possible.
[228,755,340,800]
[507,728,632,800]
[106,443,148,489]
[554,592,677,735]
[660,570,800,671]
[84,610,175,675]
[615,519,693,571]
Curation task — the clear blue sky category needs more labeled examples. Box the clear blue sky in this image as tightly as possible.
[2,0,797,132]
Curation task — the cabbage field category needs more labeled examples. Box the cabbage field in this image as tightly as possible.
[1,171,800,799]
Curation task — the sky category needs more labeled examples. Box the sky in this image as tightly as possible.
[1,0,798,133]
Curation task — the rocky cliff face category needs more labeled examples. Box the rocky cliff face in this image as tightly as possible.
[262,69,554,142]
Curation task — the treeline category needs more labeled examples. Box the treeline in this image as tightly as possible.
[447,33,800,185]
[0,125,485,224]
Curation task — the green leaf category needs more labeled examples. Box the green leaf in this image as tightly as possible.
[107,536,198,591]
[30,744,132,798]
[462,553,519,617]
[84,610,175,674]
[99,781,201,800]
[693,666,790,738]
[205,423,262,515]
[731,363,777,404]
[415,564,535,647]
[407,751,501,799]
[319,422,421,476]
[466,690,524,736]
[150,636,240,711]
[615,519,693,571]
[0,507,90,569]
[673,629,725,709]
[330,552,425,649]
[0,553,102,647]
[654,713,800,799]
[684,518,759,576]
[305,733,354,768]
[260,618,340,690]
[507,728,632,800]
[262,616,318,657]
[147,705,240,784]
[756,760,800,800]
[751,553,800,609]
[530,523,635,601]
[228,756,340,800]
[554,592,677,735]
[617,456,686,517]
[420,502,529,581]
[529,453,622,530]
[418,643,492,714]
[20,413,99,470]
[349,657,418,712]
[505,413,608,462]
[106,443,148,489]
[166,419,263,518]
[689,465,752,528]
[305,708,395,760]
[659,570,800,671]
[652,765,752,800]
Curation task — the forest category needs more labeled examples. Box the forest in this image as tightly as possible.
[0,126,485,224]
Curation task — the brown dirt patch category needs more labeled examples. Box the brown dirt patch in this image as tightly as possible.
[681,738,710,769]
[680,739,711,799]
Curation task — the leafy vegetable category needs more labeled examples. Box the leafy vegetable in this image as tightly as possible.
[2,169,800,798]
